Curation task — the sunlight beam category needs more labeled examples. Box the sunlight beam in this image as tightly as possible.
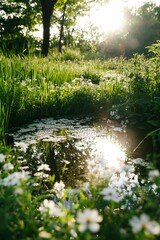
[90,0,125,34]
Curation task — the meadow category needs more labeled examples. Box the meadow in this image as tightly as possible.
[0,42,160,239]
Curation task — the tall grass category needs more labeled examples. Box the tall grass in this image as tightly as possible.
[0,52,124,132]
[0,57,15,144]
[0,42,160,140]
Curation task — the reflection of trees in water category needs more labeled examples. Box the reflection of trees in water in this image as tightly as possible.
[25,138,90,188]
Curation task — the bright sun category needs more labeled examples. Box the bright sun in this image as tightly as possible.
[90,0,125,34]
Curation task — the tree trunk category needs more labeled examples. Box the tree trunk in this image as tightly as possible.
[58,3,67,53]
[40,0,57,56]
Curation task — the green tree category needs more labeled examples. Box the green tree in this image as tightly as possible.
[123,2,160,57]
[53,0,91,53]
[0,0,40,52]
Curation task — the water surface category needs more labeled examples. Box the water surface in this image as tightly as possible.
[13,117,149,188]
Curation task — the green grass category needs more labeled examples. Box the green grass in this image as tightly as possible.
[0,42,160,140]
[0,53,123,133]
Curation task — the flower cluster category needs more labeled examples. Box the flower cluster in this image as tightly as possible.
[39,199,65,217]
[0,171,29,186]
[53,181,66,199]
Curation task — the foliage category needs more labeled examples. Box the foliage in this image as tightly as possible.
[0,0,41,53]
[52,0,91,51]
[123,2,160,57]
[0,144,160,239]
[113,43,160,129]
[95,2,160,58]
[1,0,160,56]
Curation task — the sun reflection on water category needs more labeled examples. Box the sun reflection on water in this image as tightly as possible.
[88,136,127,178]
[14,117,128,183]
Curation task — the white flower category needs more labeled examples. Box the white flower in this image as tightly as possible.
[70,229,77,238]
[129,213,160,235]
[39,199,65,217]
[3,162,14,171]
[54,181,65,199]
[34,172,49,178]
[14,187,23,195]
[21,81,27,86]
[0,153,5,163]
[0,171,29,186]
[132,158,147,166]
[14,142,28,152]
[147,221,160,235]
[100,187,122,202]
[151,183,158,194]
[129,214,150,233]
[121,164,134,176]
[148,170,160,180]
[77,209,102,233]
[37,164,50,172]
[39,231,52,239]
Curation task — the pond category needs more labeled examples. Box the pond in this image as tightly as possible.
[13,117,151,189]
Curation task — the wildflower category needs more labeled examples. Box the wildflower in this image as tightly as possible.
[0,153,5,163]
[3,162,14,171]
[148,170,160,180]
[39,199,65,217]
[39,227,52,239]
[129,213,160,235]
[151,183,158,194]
[100,186,122,202]
[147,221,160,235]
[77,208,102,233]
[21,81,27,86]
[121,164,134,176]
[39,231,52,239]
[70,229,77,238]
[68,218,77,238]
[14,142,28,152]
[14,187,23,195]
[132,158,147,166]
[0,171,29,186]
[37,164,50,172]
[34,172,49,178]
[129,214,150,233]
[54,181,65,199]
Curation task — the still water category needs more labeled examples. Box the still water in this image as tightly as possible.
[13,117,149,188]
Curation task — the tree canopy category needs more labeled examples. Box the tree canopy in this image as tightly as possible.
[1,0,160,57]
[0,0,40,52]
